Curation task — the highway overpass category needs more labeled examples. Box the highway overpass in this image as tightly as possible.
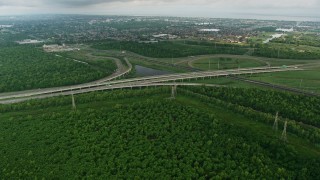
[0,66,301,104]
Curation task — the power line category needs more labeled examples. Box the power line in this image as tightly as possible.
[273,112,279,131]
[281,121,288,142]
[171,85,177,99]
[72,93,76,110]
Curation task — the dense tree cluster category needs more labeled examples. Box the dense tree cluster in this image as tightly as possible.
[0,88,170,113]
[254,27,277,32]
[181,86,320,144]
[183,40,250,48]
[271,34,320,47]
[0,46,115,92]
[92,40,320,59]
[186,87,320,127]
[253,43,320,59]
[92,41,249,58]
[1,88,320,179]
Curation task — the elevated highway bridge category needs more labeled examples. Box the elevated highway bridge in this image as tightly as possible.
[0,66,301,104]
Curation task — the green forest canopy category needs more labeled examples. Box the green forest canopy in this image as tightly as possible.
[0,46,116,92]
[0,87,319,179]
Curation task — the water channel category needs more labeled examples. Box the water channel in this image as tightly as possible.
[135,65,171,77]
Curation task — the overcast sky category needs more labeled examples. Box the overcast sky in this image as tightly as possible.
[0,0,319,20]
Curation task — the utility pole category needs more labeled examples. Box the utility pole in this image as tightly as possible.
[273,112,279,131]
[72,93,76,110]
[281,121,288,142]
[171,85,177,99]
[300,79,303,89]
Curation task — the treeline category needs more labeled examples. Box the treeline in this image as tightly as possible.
[92,41,249,58]
[271,34,320,47]
[253,43,320,59]
[1,88,319,178]
[92,40,320,59]
[183,40,250,48]
[0,87,170,113]
[0,46,112,92]
[254,27,277,32]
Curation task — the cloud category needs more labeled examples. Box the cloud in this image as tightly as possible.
[0,0,319,17]
[44,0,129,7]
[0,0,319,9]
[0,0,39,7]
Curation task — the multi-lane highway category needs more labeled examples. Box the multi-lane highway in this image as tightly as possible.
[0,66,301,104]
[228,76,320,97]
[0,83,223,104]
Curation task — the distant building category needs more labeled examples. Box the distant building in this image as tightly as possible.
[138,40,158,44]
[152,34,178,39]
[43,44,78,52]
[0,25,13,28]
[199,29,220,32]
[16,39,44,44]
[276,28,294,32]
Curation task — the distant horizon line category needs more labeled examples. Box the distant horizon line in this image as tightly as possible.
[0,13,319,22]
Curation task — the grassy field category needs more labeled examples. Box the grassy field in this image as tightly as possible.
[249,68,320,93]
[186,69,320,94]
[91,50,188,74]
[191,57,266,70]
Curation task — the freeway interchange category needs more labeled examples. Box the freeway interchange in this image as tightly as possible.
[0,65,302,104]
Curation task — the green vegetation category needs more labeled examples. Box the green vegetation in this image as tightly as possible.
[182,40,250,49]
[253,43,320,59]
[58,50,118,74]
[104,20,175,30]
[91,51,187,76]
[2,16,320,179]
[92,40,320,60]
[254,27,277,32]
[184,87,320,128]
[271,33,320,47]
[180,86,320,148]
[0,87,319,179]
[192,57,266,70]
[247,32,275,44]
[92,41,249,58]
[0,46,116,92]
[250,69,320,93]
[245,32,320,59]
